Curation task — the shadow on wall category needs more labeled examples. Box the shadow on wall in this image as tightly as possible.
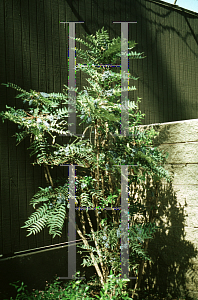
[130,121,198,299]
[141,178,198,299]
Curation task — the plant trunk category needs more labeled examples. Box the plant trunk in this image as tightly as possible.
[76,225,105,287]
[44,164,54,187]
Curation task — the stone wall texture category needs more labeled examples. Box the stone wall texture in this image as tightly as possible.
[136,119,198,299]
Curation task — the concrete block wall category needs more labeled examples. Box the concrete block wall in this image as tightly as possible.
[136,119,198,299]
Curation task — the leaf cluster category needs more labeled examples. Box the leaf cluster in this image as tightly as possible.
[0,27,172,289]
[74,26,145,65]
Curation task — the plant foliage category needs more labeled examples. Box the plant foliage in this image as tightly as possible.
[0,27,172,293]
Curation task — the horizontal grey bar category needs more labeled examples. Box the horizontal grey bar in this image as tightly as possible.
[3,238,92,258]
[75,207,122,211]
[14,239,84,254]
[58,276,137,280]
[113,21,137,23]
[77,64,121,67]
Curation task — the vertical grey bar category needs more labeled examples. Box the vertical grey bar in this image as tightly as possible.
[68,165,76,279]
[121,165,129,279]
[68,23,76,135]
[113,22,137,137]
[59,21,84,137]
[121,22,129,137]
[58,163,85,280]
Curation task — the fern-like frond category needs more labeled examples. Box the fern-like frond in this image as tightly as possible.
[25,215,48,236]
[21,203,48,229]
[47,204,66,238]
[21,201,67,238]
[29,186,54,208]
[1,82,28,94]
[27,137,52,164]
